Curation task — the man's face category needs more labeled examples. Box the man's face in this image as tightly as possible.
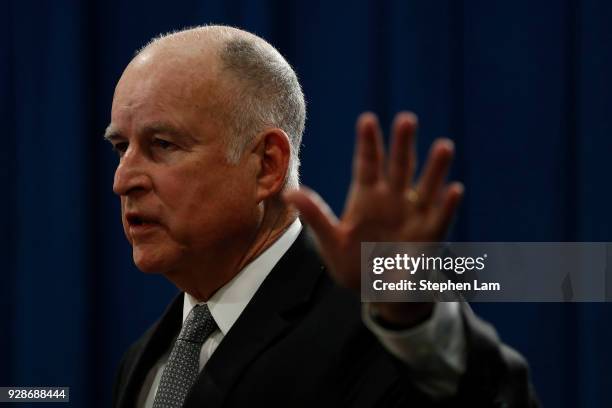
[107,47,260,275]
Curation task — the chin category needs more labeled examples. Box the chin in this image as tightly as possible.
[132,246,176,274]
[134,261,165,274]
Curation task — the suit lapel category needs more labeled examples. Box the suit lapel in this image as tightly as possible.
[117,293,183,408]
[184,230,325,408]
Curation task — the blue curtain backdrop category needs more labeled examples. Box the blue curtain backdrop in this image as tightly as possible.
[3,0,612,406]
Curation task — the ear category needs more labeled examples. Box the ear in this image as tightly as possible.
[252,128,291,202]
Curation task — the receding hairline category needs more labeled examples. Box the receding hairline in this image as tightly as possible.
[133,24,303,137]
[131,25,283,121]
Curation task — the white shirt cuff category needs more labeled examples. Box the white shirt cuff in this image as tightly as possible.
[362,301,467,399]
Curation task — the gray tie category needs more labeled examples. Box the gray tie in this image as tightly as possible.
[153,304,217,408]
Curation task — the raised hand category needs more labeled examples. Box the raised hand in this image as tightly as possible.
[283,112,464,325]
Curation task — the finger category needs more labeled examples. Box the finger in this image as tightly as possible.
[388,112,418,191]
[353,112,385,186]
[283,186,339,249]
[432,182,464,239]
[416,138,455,205]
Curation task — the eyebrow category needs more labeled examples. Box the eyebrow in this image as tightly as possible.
[103,125,122,142]
[144,123,194,143]
[103,123,197,145]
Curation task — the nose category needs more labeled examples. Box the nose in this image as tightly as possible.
[113,146,153,196]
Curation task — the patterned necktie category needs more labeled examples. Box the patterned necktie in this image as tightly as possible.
[153,304,217,408]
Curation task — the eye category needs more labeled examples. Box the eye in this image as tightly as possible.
[153,138,174,150]
[112,142,129,156]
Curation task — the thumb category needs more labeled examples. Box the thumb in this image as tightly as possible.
[283,186,339,250]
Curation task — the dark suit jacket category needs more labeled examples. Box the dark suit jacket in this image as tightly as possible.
[113,231,538,407]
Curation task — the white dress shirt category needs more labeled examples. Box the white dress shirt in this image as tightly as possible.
[138,219,466,407]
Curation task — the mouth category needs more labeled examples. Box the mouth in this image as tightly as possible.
[126,213,161,234]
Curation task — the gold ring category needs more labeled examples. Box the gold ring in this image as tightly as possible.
[407,189,420,205]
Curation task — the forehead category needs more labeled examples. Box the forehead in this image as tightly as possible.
[111,46,230,136]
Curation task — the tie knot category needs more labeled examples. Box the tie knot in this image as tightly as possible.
[178,304,217,344]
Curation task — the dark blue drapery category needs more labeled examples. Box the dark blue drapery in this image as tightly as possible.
[3,1,612,406]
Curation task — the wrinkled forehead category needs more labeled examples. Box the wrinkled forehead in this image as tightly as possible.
[116,43,224,103]
[111,44,232,132]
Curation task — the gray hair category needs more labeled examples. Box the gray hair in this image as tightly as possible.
[142,26,306,190]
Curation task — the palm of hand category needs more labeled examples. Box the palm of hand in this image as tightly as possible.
[285,112,463,292]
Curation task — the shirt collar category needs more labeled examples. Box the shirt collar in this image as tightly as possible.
[183,218,302,335]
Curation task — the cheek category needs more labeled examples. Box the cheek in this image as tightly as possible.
[160,167,259,239]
